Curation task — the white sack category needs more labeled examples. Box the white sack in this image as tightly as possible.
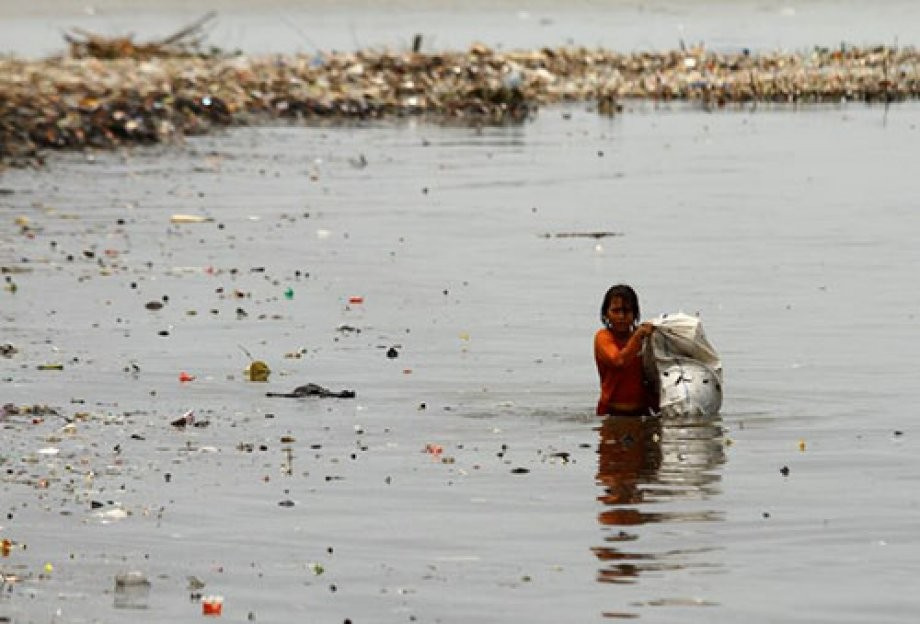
[643,312,723,417]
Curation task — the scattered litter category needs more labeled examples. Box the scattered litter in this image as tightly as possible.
[265,383,355,398]
[4,44,920,166]
[245,360,271,382]
[115,571,151,588]
[348,295,364,305]
[171,410,195,427]
[544,231,622,239]
[307,562,324,575]
[202,595,223,616]
[170,214,214,224]
[780,465,790,476]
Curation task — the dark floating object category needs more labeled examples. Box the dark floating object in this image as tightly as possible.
[170,410,195,427]
[266,383,356,399]
[145,300,164,310]
[544,231,622,239]
[386,347,399,359]
[510,467,530,474]
[779,465,790,476]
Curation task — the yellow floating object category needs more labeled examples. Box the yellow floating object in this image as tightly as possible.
[798,439,806,452]
[245,360,271,382]
[169,214,214,224]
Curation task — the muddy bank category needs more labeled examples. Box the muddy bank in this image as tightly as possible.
[2,44,919,166]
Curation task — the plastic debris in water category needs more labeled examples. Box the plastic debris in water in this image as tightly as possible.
[245,360,270,382]
[348,295,364,304]
[179,371,195,383]
[202,595,224,616]
[170,214,214,224]
[171,410,195,427]
[283,288,294,300]
[798,439,806,452]
[114,571,151,609]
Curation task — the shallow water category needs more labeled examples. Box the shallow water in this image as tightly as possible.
[2,96,920,622]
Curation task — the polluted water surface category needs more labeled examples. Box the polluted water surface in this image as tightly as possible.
[1,94,920,623]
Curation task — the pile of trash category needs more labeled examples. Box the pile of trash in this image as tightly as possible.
[2,15,919,166]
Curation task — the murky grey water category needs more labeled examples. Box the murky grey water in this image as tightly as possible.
[3,99,919,623]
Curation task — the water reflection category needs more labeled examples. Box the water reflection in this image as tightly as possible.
[593,414,726,595]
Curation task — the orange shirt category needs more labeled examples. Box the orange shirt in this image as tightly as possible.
[594,328,647,415]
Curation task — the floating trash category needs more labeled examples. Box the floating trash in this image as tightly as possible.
[171,410,195,427]
[265,383,355,399]
[5,42,918,166]
[202,595,224,616]
[170,214,214,224]
[114,571,151,610]
[245,360,271,382]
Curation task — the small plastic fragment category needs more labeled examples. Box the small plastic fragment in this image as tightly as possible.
[179,371,195,383]
[348,295,364,304]
[202,595,224,616]
[171,410,195,427]
[170,214,214,224]
[307,562,324,575]
[245,360,271,382]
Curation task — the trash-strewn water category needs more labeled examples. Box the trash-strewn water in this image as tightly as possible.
[3,99,919,623]
[2,1,920,621]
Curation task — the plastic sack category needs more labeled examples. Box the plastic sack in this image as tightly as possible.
[643,312,723,418]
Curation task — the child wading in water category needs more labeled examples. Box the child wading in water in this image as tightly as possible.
[594,284,657,416]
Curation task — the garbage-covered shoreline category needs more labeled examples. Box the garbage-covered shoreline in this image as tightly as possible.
[2,42,920,166]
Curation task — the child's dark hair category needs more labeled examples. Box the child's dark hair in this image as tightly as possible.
[600,284,640,328]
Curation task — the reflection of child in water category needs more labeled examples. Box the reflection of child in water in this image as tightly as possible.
[594,284,657,416]
[595,415,662,524]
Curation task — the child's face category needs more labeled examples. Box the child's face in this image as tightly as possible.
[605,296,636,333]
